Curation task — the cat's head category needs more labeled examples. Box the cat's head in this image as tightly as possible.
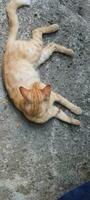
[19,82,51,118]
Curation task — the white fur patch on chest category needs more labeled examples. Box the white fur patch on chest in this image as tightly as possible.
[11,64,40,87]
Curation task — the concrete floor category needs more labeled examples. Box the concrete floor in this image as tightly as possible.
[0,0,90,200]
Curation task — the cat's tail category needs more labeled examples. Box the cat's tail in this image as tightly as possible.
[6,0,31,42]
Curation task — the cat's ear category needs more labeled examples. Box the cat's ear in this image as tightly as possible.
[19,86,30,99]
[42,84,51,98]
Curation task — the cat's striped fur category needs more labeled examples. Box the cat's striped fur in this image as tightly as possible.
[3,0,82,125]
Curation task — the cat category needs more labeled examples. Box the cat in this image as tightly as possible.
[3,0,82,125]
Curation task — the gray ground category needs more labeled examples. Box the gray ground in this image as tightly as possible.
[0,0,90,200]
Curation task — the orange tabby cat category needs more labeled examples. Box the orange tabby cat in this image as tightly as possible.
[3,0,82,125]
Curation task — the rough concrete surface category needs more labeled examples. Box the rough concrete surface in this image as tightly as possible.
[0,0,90,200]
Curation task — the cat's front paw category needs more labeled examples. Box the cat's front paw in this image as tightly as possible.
[51,24,59,31]
[71,106,82,115]
[67,49,74,56]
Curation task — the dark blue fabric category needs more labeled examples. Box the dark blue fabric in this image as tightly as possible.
[57,181,90,200]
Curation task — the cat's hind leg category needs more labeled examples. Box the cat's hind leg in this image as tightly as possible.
[43,43,74,56]
[37,42,74,67]
[32,24,59,41]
